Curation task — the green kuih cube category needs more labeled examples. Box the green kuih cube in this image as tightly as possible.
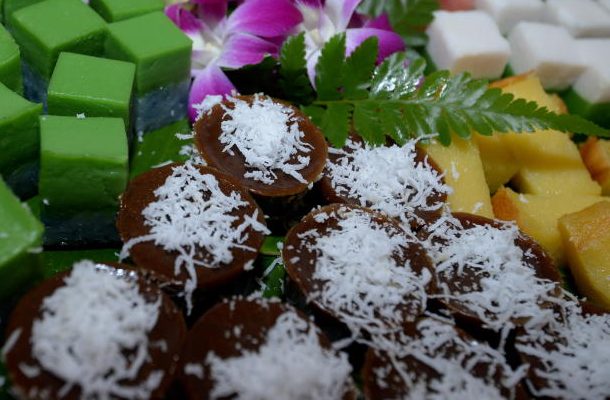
[10,0,107,104]
[0,24,21,93]
[0,83,42,199]
[48,53,135,127]
[0,178,44,300]
[106,12,191,133]
[90,0,164,22]
[39,116,128,246]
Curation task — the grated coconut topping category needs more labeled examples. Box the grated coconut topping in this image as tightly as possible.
[219,94,312,185]
[120,163,269,312]
[205,310,352,400]
[326,138,451,225]
[30,261,162,399]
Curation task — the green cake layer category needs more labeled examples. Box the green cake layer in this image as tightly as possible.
[90,0,164,22]
[39,116,128,211]
[11,0,107,79]
[0,24,21,93]
[564,89,610,128]
[48,52,135,126]
[0,179,44,300]
[105,12,191,95]
[0,83,42,198]
[2,0,43,27]
[130,118,192,178]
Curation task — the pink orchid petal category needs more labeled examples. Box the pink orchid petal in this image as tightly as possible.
[165,4,202,34]
[297,0,322,8]
[193,0,228,28]
[363,13,393,31]
[345,27,405,62]
[188,65,235,121]
[217,33,278,69]
[226,0,303,38]
[324,0,361,31]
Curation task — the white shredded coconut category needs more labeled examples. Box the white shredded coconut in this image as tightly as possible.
[30,261,162,399]
[325,138,451,226]
[306,208,431,336]
[120,163,269,312]
[516,305,610,399]
[219,94,312,185]
[205,310,352,400]
[427,217,562,336]
[193,94,224,121]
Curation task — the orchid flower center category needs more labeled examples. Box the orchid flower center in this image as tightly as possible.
[192,24,227,70]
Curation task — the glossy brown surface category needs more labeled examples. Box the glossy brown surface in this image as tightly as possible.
[4,263,187,400]
[178,298,355,400]
[362,318,527,400]
[283,204,435,327]
[433,213,562,329]
[117,163,266,290]
[194,95,328,198]
[318,137,448,228]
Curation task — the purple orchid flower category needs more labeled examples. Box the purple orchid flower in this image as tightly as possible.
[166,0,302,121]
[295,0,405,83]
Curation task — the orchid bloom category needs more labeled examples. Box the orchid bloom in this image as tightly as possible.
[166,0,302,120]
[296,0,405,83]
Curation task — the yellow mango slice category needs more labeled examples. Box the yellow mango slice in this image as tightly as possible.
[492,187,608,266]
[559,202,610,310]
[512,167,601,196]
[424,137,494,218]
[474,134,519,193]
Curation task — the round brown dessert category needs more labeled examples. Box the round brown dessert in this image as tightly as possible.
[117,163,267,294]
[3,261,187,400]
[178,298,355,400]
[515,302,610,399]
[318,136,450,229]
[283,204,435,335]
[362,317,527,400]
[426,212,562,335]
[194,94,328,198]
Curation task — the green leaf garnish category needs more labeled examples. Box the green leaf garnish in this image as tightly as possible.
[279,32,314,104]
[303,35,609,147]
[359,0,439,46]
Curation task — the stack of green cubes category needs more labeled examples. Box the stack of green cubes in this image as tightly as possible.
[10,0,107,105]
[90,0,164,22]
[106,11,192,134]
[0,82,41,199]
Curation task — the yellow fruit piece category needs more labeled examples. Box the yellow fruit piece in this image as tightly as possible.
[492,187,608,266]
[581,137,610,196]
[490,73,565,113]
[425,137,493,218]
[512,167,601,196]
[559,202,610,310]
[474,134,519,193]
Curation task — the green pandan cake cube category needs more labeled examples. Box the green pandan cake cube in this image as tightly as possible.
[0,83,42,199]
[2,0,44,27]
[105,12,191,95]
[39,116,128,246]
[10,0,107,79]
[0,25,22,93]
[47,52,135,126]
[40,116,128,211]
[90,0,164,22]
[0,178,44,299]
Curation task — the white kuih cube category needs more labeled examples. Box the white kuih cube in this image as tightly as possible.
[475,0,544,35]
[544,0,610,37]
[574,39,610,103]
[508,22,586,90]
[426,10,510,79]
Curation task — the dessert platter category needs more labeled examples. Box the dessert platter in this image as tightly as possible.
[1,0,610,399]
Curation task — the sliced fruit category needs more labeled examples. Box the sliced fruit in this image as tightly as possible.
[474,133,519,193]
[492,187,608,266]
[580,137,610,195]
[559,201,610,310]
[424,137,494,218]
[512,167,601,196]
